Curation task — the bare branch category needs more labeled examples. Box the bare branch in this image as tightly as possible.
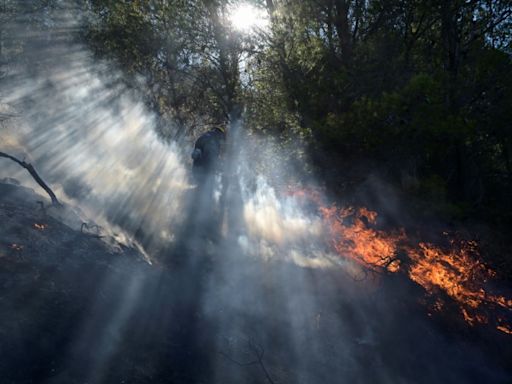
[0,151,62,206]
[221,338,276,384]
[219,351,259,367]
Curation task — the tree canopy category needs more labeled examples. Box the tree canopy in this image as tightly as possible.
[3,0,512,223]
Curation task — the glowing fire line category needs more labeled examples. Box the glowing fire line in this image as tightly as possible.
[288,188,512,334]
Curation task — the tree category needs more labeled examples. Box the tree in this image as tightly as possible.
[86,0,251,140]
[84,0,512,222]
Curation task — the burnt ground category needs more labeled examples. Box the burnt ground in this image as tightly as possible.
[0,181,511,384]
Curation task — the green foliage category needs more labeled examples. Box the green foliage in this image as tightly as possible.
[85,0,249,140]
[79,0,512,222]
[1,0,510,225]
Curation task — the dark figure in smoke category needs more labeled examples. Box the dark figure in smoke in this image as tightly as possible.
[186,126,226,244]
[191,127,225,185]
[186,105,244,246]
[190,103,242,178]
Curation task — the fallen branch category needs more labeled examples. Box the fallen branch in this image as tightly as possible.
[0,151,62,206]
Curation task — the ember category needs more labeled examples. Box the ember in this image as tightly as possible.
[497,324,512,335]
[10,243,23,251]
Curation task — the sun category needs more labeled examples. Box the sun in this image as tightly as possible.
[229,4,269,32]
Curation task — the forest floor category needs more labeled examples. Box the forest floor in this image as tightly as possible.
[0,180,511,384]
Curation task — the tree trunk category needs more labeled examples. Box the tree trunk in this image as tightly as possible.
[333,0,352,65]
[207,1,240,121]
[441,1,468,201]
[265,0,275,16]
[441,0,460,110]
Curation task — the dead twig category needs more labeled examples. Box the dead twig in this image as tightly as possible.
[81,222,105,239]
[220,338,276,384]
[0,151,62,207]
[219,351,259,367]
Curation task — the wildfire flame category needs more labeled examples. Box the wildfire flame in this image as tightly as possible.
[406,241,512,327]
[287,187,512,335]
[497,324,512,335]
[320,205,404,273]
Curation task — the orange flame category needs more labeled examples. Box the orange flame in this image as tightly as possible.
[405,241,512,327]
[497,324,512,335]
[287,188,512,334]
[320,205,404,273]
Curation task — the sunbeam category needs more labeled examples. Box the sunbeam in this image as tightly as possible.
[1,1,511,384]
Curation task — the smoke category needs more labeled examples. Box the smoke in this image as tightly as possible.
[1,9,191,254]
[0,3,510,384]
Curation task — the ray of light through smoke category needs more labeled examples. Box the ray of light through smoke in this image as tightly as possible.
[0,4,510,384]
